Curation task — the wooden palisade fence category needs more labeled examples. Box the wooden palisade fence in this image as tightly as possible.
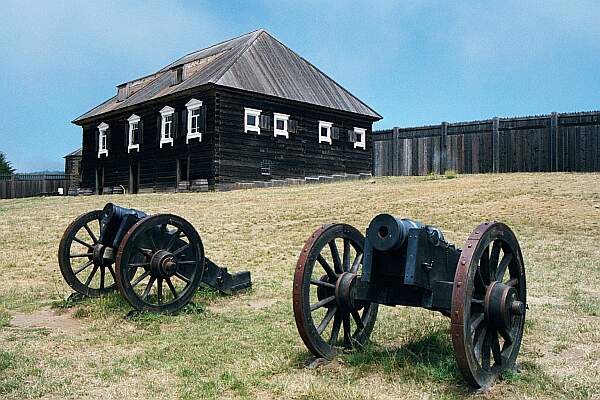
[372,111,600,176]
[0,173,71,199]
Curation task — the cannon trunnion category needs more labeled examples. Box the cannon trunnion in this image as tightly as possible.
[58,203,251,313]
[293,214,526,389]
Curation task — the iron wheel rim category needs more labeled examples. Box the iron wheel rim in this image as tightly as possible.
[451,222,526,389]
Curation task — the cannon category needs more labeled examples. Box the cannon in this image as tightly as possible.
[292,215,526,389]
[58,203,251,313]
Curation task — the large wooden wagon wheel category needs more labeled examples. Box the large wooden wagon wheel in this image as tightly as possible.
[293,224,378,360]
[115,214,205,313]
[451,222,526,389]
[58,210,117,297]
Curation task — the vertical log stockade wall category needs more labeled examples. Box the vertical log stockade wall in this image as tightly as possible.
[372,111,600,176]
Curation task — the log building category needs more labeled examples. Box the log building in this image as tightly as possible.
[72,29,381,193]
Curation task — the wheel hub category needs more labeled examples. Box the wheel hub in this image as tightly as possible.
[335,272,359,312]
[150,250,178,278]
[484,281,524,330]
[92,244,113,267]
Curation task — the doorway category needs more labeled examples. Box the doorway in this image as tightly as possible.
[129,163,139,194]
[95,167,104,195]
[177,157,189,185]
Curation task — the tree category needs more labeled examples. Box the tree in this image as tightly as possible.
[0,151,15,174]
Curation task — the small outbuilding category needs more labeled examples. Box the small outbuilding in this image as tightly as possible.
[72,29,381,193]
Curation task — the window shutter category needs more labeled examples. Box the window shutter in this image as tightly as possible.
[260,115,271,131]
[347,130,355,143]
[124,123,129,147]
[181,109,188,135]
[288,119,297,134]
[172,111,179,138]
[106,128,111,150]
[200,107,207,132]
[332,126,340,140]
[138,119,144,144]
[95,130,99,152]
[157,115,162,142]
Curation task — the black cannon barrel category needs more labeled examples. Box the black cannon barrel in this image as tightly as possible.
[99,203,147,247]
[367,214,445,251]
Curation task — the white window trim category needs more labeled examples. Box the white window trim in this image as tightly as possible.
[186,98,203,144]
[127,114,141,153]
[97,122,109,158]
[273,113,290,138]
[354,127,367,150]
[318,121,333,144]
[244,107,261,134]
[160,106,175,148]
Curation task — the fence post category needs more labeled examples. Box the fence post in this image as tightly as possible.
[550,112,558,171]
[10,174,16,199]
[392,127,400,176]
[492,117,500,173]
[440,122,448,173]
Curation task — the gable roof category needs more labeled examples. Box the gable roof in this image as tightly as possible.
[73,29,381,124]
[64,148,82,158]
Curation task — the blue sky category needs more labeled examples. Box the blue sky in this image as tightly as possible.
[1,1,599,172]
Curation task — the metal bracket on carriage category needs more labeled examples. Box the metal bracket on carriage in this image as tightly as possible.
[201,258,252,295]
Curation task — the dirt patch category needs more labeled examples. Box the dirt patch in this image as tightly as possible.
[207,298,277,314]
[10,308,86,334]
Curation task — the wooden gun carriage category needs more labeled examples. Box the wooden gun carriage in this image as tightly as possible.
[58,203,251,313]
[293,214,526,388]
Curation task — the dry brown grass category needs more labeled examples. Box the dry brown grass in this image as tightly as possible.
[0,173,598,399]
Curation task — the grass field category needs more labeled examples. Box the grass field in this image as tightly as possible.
[0,173,599,400]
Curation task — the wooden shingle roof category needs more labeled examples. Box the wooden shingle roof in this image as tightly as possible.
[73,29,381,124]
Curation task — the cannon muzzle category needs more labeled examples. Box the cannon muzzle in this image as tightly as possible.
[367,214,425,251]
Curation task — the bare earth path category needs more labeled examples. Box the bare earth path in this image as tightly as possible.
[0,173,598,399]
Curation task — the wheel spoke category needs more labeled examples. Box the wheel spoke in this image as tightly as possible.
[84,265,99,286]
[491,331,503,365]
[128,262,150,269]
[506,277,519,287]
[480,245,491,283]
[481,329,492,370]
[351,309,365,330]
[136,248,153,258]
[342,313,352,347]
[99,266,105,290]
[499,326,514,345]
[166,277,179,299]
[83,223,98,244]
[474,325,487,361]
[310,279,335,289]
[107,265,117,281]
[317,255,337,280]
[146,229,159,251]
[470,313,484,333]
[174,271,190,284]
[172,243,190,256]
[142,276,156,300]
[165,228,182,252]
[350,252,363,274]
[73,236,93,249]
[310,296,335,312]
[157,277,163,304]
[496,253,513,282]
[70,253,92,258]
[471,298,484,309]
[177,260,197,265]
[317,306,337,334]
[329,240,343,274]
[475,269,486,291]
[342,239,351,272]
[329,314,341,345]
[73,260,93,275]
[489,241,501,279]
[131,270,151,287]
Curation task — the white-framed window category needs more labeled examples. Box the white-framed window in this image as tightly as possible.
[273,113,290,138]
[186,98,203,144]
[127,114,141,153]
[318,121,333,144]
[354,127,367,150]
[244,107,261,134]
[97,122,109,158]
[160,106,175,148]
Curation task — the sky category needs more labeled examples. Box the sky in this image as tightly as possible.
[1,1,599,172]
